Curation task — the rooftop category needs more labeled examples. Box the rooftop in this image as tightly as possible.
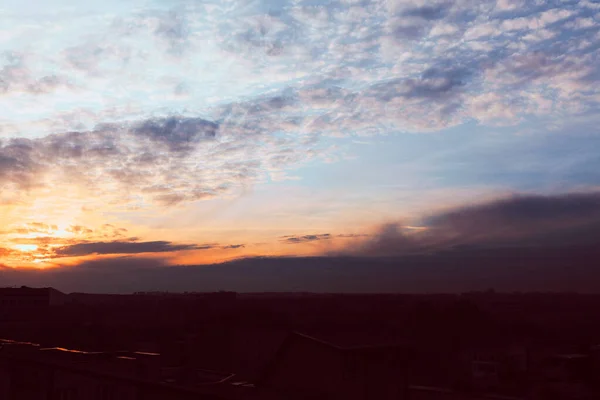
[0,337,238,398]
[288,331,408,352]
[0,286,64,296]
[0,338,39,346]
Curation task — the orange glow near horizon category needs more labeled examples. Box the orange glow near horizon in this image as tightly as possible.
[0,185,391,270]
[0,222,372,269]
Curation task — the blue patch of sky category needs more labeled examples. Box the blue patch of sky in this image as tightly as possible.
[280,120,600,194]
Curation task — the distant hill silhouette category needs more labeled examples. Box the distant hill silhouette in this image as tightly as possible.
[3,243,600,293]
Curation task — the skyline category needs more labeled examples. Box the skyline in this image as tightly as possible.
[2,0,600,290]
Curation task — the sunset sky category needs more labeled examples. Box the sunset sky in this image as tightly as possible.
[2,0,600,282]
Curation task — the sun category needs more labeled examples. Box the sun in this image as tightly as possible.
[13,244,38,252]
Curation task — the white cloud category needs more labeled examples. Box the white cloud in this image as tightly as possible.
[0,0,598,209]
[464,22,500,40]
[494,0,525,11]
[429,22,460,36]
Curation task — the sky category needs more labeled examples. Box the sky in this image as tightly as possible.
[2,0,600,291]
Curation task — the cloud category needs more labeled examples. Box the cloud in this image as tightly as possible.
[152,10,190,55]
[11,236,69,246]
[221,244,245,249]
[3,0,599,136]
[0,247,19,257]
[401,66,471,100]
[4,192,600,293]
[0,138,40,191]
[494,0,525,12]
[195,243,219,250]
[44,237,245,257]
[227,13,292,57]
[7,222,58,235]
[4,246,600,293]
[0,91,337,207]
[130,116,219,153]
[402,4,450,21]
[68,225,94,235]
[1,220,246,263]
[280,233,332,244]
[337,233,370,238]
[429,22,460,36]
[0,53,72,95]
[344,191,600,256]
[53,240,200,257]
[426,192,600,227]
[1,0,600,213]
[0,112,315,207]
[280,233,370,244]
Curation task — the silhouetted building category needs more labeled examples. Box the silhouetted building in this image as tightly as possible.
[0,287,67,308]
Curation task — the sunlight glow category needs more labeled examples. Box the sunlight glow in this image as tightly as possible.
[13,244,38,252]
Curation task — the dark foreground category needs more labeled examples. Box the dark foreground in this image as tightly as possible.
[1,287,600,399]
